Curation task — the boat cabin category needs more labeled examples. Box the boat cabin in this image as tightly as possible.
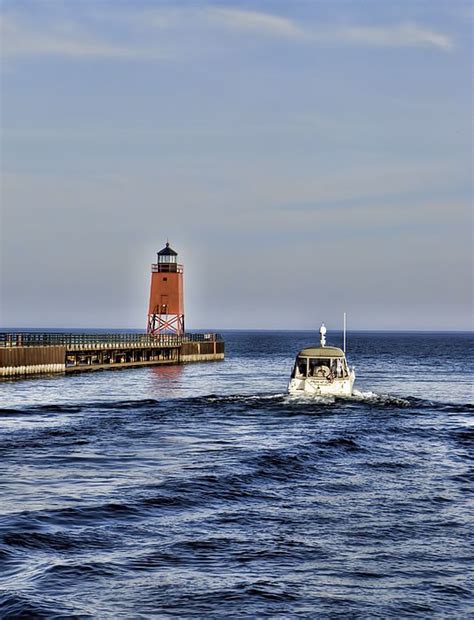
[291,346,350,380]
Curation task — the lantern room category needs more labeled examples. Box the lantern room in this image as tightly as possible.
[156,243,178,269]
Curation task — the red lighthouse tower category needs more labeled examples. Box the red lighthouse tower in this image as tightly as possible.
[147,242,185,335]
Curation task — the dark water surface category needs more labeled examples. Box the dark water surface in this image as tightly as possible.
[1,331,473,618]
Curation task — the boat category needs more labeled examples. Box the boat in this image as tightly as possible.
[288,323,355,396]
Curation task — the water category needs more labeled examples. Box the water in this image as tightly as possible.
[0,331,473,618]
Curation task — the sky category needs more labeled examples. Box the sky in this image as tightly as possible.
[0,0,472,331]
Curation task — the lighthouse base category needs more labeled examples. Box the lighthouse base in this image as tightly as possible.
[147,313,184,336]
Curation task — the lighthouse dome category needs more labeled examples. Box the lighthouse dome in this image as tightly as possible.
[158,242,178,257]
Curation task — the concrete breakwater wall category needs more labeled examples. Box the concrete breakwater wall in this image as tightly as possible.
[0,333,224,378]
[180,340,225,362]
[0,346,66,377]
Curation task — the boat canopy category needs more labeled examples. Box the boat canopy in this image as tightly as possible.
[297,346,345,358]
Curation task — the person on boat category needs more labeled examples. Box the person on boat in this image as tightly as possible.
[316,365,330,378]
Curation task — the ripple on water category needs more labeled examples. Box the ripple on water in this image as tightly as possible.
[0,331,472,617]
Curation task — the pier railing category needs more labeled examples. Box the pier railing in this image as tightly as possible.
[0,332,223,348]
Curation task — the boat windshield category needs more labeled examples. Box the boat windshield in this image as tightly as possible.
[294,356,348,378]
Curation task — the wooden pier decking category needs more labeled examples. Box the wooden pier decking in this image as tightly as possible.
[0,332,224,378]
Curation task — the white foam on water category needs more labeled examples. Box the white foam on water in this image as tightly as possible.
[283,389,411,407]
[284,393,336,405]
[350,389,410,406]
[207,393,286,403]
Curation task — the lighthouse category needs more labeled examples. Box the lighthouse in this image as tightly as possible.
[147,242,185,335]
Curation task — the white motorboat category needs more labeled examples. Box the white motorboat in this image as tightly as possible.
[288,323,355,396]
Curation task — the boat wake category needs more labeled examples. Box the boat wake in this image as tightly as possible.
[350,389,411,407]
[284,388,410,406]
[1,391,471,420]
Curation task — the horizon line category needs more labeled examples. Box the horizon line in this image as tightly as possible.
[0,327,472,334]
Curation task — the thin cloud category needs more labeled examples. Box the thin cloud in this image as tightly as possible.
[206,7,306,39]
[328,23,453,51]
[204,8,452,51]
[0,8,454,61]
[0,15,142,59]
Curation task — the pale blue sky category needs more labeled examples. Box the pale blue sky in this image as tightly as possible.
[1,0,472,330]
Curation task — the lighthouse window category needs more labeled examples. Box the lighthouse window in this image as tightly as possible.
[158,255,177,264]
[162,277,168,281]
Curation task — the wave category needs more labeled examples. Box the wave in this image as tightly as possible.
[1,390,472,420]
[350,389,411,406]
[3,529,110,553]
[0,593,81,619]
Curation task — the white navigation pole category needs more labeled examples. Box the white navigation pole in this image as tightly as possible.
[343,312,347,353]
[320,323,327,347]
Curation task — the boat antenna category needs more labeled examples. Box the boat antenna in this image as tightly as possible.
[343,312,347,353]
[320,323,326,347]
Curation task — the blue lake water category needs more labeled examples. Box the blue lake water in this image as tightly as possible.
[0,331,473,618]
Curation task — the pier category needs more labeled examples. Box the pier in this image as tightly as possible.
[0,332,224,378]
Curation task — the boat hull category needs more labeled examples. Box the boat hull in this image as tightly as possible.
[288,372,355,397]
